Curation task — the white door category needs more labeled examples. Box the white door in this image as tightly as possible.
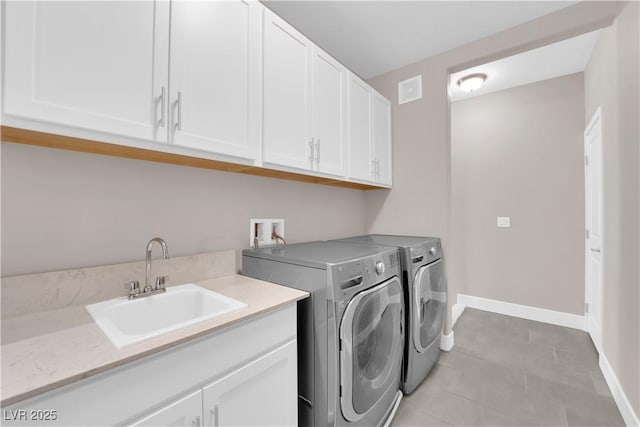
[348,74,374,182]
[169,0,259,160]
[3,1,169,142]
[263,9,313,170]
[372,93,392,186]
[129,390,202,427]
[312,48,347,177]
[585,107,603,352]
[202,341,297,427]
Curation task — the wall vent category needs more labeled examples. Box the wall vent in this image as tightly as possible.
[398,75,422,104]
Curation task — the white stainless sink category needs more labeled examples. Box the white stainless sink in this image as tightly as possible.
[85,283,248,348]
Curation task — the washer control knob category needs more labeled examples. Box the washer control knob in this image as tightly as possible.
[429,246,437,256]
[375,261,385,275]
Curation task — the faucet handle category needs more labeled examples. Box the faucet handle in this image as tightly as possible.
[128,281,140,298]
[155,275,168,290]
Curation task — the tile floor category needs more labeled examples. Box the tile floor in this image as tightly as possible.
[392,308,625,426]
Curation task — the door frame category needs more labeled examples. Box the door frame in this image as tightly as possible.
[584,106,604,353]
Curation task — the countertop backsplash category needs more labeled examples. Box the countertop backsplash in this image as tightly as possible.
[1,250,237,320]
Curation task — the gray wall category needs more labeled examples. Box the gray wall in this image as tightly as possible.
[451,73,585,314]
[1,142,367,276]
[584,1,639,415]
[367,1,620,333]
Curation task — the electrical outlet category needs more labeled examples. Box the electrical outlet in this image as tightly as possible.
[497,216,511,228]
[250,219,285,248]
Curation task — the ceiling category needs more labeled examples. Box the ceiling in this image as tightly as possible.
[449,29,601,101]
[262,1,578,80]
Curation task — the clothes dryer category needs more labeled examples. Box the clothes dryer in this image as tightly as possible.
[242,242,404,427]
[333,235,447,395]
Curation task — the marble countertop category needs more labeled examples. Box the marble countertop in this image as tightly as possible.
[1,275,308,407]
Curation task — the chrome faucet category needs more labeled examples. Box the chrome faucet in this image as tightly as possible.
[128,238,170,299]
[144,237,169,294]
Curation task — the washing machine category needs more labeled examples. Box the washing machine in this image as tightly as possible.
[333,235,447,395]
[242,241,404,427]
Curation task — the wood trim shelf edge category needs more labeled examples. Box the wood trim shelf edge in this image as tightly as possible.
[0,126,385,191]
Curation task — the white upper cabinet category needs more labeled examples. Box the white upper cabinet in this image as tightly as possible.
[348,74,374,182]
[311,49,348,176]
[263,9,348,177]
[348,73,392,187]
[3,1,169,142]
[262,8,313,171]
[169,1,260,160]
[2,2,391,187]
[372,93,393,186]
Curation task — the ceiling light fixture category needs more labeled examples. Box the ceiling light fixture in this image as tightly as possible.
[457,73,488,93]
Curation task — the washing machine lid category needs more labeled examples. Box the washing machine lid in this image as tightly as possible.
[242,241,395,269]
[339,276,404,422]
[413,260,447,352]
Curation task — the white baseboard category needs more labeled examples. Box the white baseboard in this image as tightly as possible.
[451,303,465,327]
[456,294,585,331]
[440,331,454,351]
[599,352,640,427]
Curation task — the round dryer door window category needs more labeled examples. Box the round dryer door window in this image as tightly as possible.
[413,259,446,352]
[339,277,404,422]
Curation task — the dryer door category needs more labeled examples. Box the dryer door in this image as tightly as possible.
[413,259,446,353]
[339,277,404,421]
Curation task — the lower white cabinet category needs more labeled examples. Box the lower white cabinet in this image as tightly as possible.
[130,341,296,427]
[2,305,297,427]
[202,341,297,427]
[130,390,202,427]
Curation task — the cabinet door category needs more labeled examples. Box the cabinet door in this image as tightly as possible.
[129,390,202,427]
[202,341,297,427]
[263,9,313,170]
[348,74,374,182]
[372,93,393,186]
[169,1,259,160]
[312,48,347,177]
[3,1,169,142]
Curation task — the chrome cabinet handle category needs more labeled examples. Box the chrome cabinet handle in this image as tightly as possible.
[315,139,320,167]
[210,404,219,427]
[590,248,601,253]
[308,138,314,164]
[158,86,166,127]
[176,91,183,131]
